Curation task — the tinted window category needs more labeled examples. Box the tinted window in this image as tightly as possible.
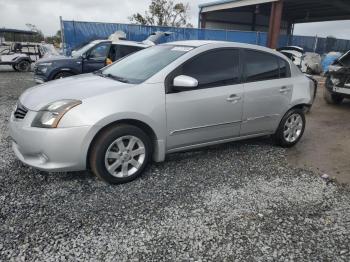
[89,43,110,59]
[178,49,240,88]
[115,45,143,60]
[279,58,290,78]
[244,50,279,82]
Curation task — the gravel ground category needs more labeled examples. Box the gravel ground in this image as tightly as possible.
[1,67,350,261]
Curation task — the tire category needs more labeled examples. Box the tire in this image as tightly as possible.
[53,71,74,80]
[323,86,344,105]
[15,60,31,72]
[12,65,19,71]
[273,108,306,148]
[89,124,152,184]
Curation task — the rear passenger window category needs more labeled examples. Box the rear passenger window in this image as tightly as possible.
[244,50,280,82]
[110,45,144,61]
[279,58,291,78]
[179,49,240,88]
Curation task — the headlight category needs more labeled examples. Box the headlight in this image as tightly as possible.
[32,99,81,128]
[40,67,48,73]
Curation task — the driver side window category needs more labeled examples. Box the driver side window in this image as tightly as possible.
[88,43,110,59]
[175,49,240,89]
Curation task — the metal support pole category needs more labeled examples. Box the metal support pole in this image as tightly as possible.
[252,8,257,31]
[267,2,275,47]
[313,35,318,53]
[59,16,65,54]
[268,0,283,49]
[200,13,206,29]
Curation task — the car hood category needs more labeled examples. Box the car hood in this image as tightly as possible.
[20,73,132,111]
[335,50,350,67]
[36,55,78,64]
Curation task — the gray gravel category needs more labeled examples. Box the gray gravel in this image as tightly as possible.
[1,66,350,261]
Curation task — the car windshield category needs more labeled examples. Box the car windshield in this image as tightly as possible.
[71,42,96,58]
[100,45,193,84]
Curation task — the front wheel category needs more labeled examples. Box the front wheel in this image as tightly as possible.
[273,109,306,148]
[53,71,74,80]
[323,86,344,104]
[89,124,152,184]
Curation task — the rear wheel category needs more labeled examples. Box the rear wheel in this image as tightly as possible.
[273,108,305,148]
[12,65,19,71]
[89,124,152,184]
[16,60,31,72]
[53,71,74,80]
[323,86,344,104]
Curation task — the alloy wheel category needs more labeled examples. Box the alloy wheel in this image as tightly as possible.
[283,113,303,143]
[104,135,146,178]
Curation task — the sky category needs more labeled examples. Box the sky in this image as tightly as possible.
[1,0,350,39]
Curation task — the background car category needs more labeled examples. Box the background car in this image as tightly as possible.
[33,31,171,83]
[10,41,316,184]
[324,50,350,104]
[0,42,56,72]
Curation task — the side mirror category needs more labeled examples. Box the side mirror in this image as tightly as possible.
[173,75,198,91]
[81,53,87,59]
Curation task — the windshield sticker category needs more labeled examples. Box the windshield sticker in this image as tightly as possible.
[171,46,193,52]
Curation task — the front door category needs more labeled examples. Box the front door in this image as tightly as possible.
[240,50,293,135]
[82,42,110,73]
[165,48,244,150]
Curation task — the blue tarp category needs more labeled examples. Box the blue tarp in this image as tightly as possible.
[321,52,342,73]
[62,20,350,56]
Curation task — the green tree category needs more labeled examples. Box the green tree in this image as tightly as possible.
[130,0,193,27]
[46,30,62,46]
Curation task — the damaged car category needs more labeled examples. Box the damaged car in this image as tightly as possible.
[277,46,322,75]
[324,50,350,104]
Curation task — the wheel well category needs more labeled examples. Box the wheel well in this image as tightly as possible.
[290,104,310,112]
[16,58,31,64]
[53,70,75,78]
[86,119,158,170]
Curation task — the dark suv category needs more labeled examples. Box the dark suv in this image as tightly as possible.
[34,40,148,83]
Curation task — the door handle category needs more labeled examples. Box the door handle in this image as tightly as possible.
[226,94,241,103]
[279,86,292,93]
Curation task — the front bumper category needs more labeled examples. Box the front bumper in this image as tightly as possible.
[9,110,91,172]
[34,76,45,84]
[33,66,49,83]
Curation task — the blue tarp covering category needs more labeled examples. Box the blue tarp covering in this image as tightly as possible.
[321,52,342,73]
[62,20,350,56]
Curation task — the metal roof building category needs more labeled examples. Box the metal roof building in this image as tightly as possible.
[198,0,350,48]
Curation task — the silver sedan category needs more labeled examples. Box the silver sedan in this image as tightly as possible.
[9,40,316,184]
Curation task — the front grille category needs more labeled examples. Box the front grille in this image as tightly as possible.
[14,102,28,119]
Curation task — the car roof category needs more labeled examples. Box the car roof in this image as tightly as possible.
[91,39,149,48]
[111,40,149,48]
[164,40,288,58]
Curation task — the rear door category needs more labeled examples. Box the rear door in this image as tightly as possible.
[240,50,293,135]
[165,48,244,150]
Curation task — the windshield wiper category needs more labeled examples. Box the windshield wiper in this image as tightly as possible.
[104,74,130,83]
[94,71,129,83]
